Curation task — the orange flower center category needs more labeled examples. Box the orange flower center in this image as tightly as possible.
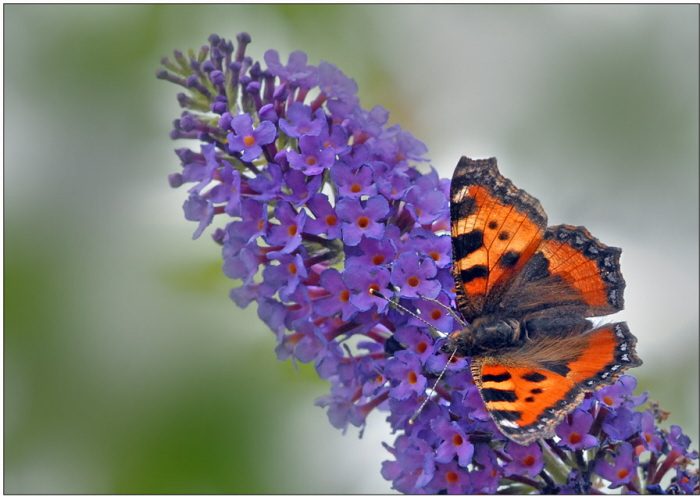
[325,215,337,226]
[603,396,614,406]
[407,371,418,385]
[350,183,362,193]
[407,276,420,287]
[243,136,256,147]
[452,434,464,447]
[306,157,317,166]
[288,225,298,236]
[523,455,535,467]
[416,342,428,354]
[340,290,350,303]
[429,252,440,262]
[617,469,629,479]
[372,254,385,265]
[430,309,443,320]
[357,216,370,229]
[445,471,459,484]
[569,432,582,444]
[288,264,297,275]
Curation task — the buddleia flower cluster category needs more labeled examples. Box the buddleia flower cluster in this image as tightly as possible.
[158,32,698,494]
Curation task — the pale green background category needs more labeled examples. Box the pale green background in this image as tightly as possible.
[5,5,698,494]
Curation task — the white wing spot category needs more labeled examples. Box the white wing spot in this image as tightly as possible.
[499,420,519,429]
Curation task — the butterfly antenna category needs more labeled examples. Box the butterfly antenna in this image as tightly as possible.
[418,295,467,326]
[370,289,459,423]
[409,347,458,424]
[369,289,447,339]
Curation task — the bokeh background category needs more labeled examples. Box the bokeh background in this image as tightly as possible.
[4,5,698,494]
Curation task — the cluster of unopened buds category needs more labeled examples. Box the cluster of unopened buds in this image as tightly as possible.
[159,32,698,494]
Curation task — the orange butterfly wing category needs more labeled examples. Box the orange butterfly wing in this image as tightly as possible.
[450,157,547,322]
[471,322,641,445]
[535,224,624,316]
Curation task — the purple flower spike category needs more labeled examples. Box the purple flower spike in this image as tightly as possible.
[161,33,697,496]
[227,113,276,162]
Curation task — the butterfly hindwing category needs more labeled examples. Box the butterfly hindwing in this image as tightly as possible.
[450,157,548,322]
[471,322,642,445]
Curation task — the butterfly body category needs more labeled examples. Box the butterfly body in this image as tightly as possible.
[445,157,641,445]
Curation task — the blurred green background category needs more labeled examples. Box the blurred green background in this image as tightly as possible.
[4,5,698,494]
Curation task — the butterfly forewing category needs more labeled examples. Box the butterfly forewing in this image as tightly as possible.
[450,157,547,322]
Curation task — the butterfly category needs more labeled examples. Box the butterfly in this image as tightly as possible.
[441,157,642,446]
